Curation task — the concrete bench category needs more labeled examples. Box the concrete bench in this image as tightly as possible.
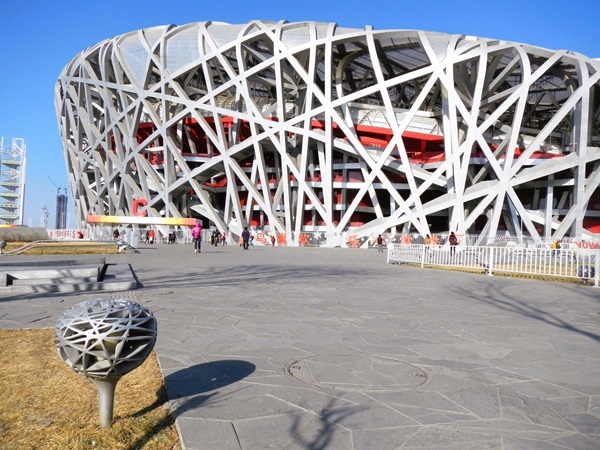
[0,263,136,294]
[0,265,102,287]
[0,256,106,268]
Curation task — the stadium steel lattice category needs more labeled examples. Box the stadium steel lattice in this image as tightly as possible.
[55,20,600,246]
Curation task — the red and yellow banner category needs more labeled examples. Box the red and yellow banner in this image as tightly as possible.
[87,215,197,226]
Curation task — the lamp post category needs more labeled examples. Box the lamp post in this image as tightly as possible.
[55,298,157,427]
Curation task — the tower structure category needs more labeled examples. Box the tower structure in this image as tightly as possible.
[0,137,26,225]
[41,205,49,228]
[55,188,68,229]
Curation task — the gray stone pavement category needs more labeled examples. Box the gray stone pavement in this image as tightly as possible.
[1,243,600,449]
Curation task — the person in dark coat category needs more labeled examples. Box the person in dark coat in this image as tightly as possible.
[376,234,384,252]
[241,227,250,250]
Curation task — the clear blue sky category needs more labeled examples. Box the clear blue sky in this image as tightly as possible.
[1,0,598,229]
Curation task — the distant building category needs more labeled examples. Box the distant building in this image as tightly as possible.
[55,189,67,229]
[55,21,600,246]
[0,137,26,225]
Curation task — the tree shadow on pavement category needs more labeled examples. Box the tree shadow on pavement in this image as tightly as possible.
[135,264,376,291]
[453,279,600,343]
[288,398,367,450]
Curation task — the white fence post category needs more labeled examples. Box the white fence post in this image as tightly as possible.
[487,246,494,276]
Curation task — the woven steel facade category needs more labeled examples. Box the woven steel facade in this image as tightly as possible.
[55,21,600,245]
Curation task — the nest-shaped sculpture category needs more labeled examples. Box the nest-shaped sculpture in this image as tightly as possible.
[55,298,157,380]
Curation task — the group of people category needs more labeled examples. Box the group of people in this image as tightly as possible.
[375,232,459,254]
[191,223,268,252]
[114,226,464,254]
[191,222,228,253]
[239,227,275,248]
[110,224,267,252]
[424,232,458,255]
[210,230,226,247]
[144,229,156,244]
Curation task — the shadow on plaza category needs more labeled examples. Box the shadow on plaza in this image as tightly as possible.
[454,279,600,343]
[288,399,367,450]
[165,359,365,450]
[136,263,372,291]
[164,359,256,416]
[113,360,256,449]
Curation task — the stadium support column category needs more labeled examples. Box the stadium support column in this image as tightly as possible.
[318,141,333,235]
[545,175,554,240]
[571,70,590,238]
[440,82,461,233]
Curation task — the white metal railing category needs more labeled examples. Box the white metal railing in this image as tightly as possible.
[387,244,599,287]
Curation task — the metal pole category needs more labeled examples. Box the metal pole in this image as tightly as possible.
[93,378,119,428]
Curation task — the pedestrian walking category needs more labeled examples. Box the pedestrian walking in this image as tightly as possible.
[241,226,250,250]
[551,239,561,257]
[376,234,384,252]
[191,222,202,253]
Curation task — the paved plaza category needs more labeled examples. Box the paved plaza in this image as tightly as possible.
[1,243,600,449]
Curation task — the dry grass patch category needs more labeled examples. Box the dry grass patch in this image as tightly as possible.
[4,241,119,255]
[0,329,180,449]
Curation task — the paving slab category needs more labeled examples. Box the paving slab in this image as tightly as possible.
[1,244,599,449]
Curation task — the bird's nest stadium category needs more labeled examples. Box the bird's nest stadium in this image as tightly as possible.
[55,20,600,247]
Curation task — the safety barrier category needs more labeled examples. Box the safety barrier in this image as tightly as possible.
[387,244,599,287]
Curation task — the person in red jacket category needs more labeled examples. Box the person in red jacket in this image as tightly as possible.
[448,231,458,256]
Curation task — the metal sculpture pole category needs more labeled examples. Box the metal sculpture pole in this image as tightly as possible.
[55,298,157,427]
